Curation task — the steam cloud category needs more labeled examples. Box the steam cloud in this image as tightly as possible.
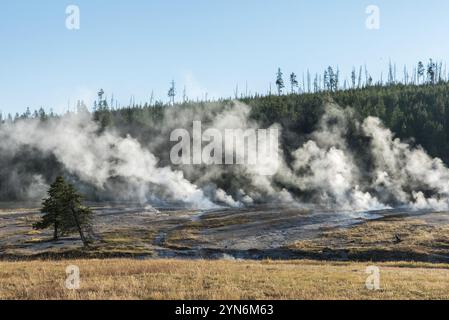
[1,101,449,212]
[0,112,214,208]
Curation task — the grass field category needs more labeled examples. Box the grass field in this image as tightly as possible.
[2,207,449,300]
[1,259,449,300]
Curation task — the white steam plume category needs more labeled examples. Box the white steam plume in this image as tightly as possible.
[3,101,449,212]
[0,112,216,209]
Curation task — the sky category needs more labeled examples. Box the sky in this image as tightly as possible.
[1,0,449,115]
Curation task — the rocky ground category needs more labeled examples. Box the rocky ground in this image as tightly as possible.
[1,203,449,262]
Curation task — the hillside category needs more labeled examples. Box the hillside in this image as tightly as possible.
[2,82,449,210]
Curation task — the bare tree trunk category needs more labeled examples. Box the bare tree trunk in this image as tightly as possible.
[53,222,58,241]
[70,205,88,247]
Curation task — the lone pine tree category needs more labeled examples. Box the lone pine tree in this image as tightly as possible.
[33,176,93,247]
[276,68,284,95]
[33,176,66,241]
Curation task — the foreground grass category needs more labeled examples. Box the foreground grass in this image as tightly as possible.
[1,259,449,300]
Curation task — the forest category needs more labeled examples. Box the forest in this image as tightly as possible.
[1,59,449,207]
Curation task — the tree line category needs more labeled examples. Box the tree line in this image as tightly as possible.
[274,59,446,96]
[2,60,449,165]
[1,59,446,123]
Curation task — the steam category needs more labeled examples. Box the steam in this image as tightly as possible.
[287,104,449,211]
[363,116,449,210]
[0,112,216,208]
[2,101,449,212]
[289,106,384,210]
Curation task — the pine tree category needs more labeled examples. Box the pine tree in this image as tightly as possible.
[97,89,105,108]
[324,69,329,91]
[417,61,425,84]
[63,183,93,247]
[168,80,176,105]
[275,68,284,95]
[290,72,298,93]
[326,66,336,91]
[34,176,93,247]
[351,68,356,89]
[34,177,67,241]
[427,59,436,84]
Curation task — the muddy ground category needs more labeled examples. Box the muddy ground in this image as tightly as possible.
[1,203,449,262]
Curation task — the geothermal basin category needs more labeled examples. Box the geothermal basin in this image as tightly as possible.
[1,203,448,262]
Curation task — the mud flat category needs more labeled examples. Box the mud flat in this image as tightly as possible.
[0,203,448,263]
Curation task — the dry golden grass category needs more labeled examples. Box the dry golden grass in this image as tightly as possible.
[290,218,449,261]
[1,259,449,300]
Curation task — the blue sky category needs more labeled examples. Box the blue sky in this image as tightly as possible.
[1,0,449,115]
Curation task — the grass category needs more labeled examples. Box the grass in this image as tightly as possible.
[1,259,449,300]
[2,208,449,299]
[289,218,449,262]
